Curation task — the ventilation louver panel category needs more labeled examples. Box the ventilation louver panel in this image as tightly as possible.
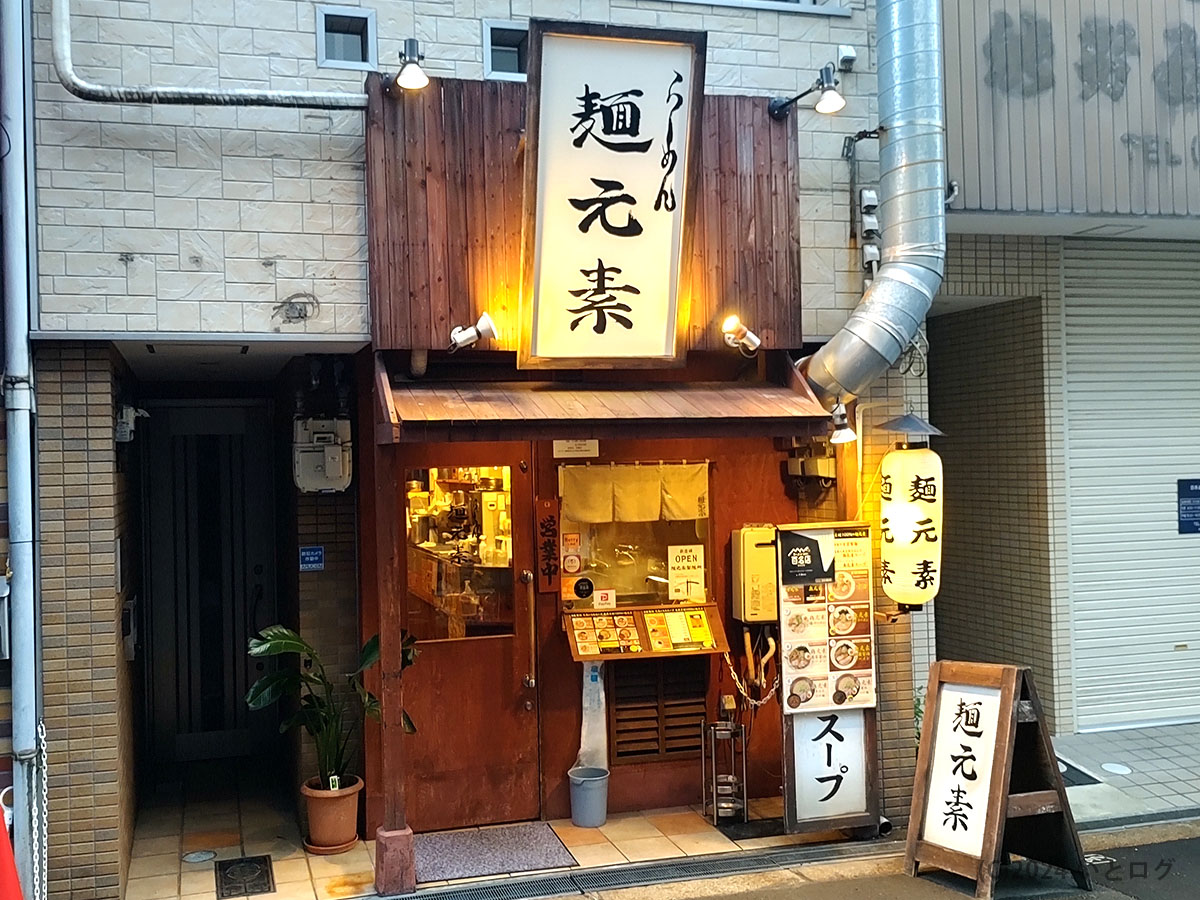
[610,658,706,761]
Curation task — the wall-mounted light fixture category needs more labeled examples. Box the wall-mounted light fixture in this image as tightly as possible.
[391,38,429,91]
[449,312,498,351]
[768,63,845,121]
[720,315,761,355]
[828,402,857,444]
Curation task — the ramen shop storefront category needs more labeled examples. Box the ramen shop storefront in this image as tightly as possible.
[361,20,888,894]
[367,373,834,829]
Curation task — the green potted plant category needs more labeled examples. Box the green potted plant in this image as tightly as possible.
[245,625,417,854]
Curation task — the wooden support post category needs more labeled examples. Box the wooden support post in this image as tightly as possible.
[357,350,416,894]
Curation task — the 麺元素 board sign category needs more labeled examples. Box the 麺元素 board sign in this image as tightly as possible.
[905,662,1091,900]
[519,21,706,368]
[777,524,876,714]
[921,683,1002,858]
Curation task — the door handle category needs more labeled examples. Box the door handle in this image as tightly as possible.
[520,570,537,688]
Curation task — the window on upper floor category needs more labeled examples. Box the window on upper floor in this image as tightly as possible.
[316,5,377,72]
[484,20,529,82]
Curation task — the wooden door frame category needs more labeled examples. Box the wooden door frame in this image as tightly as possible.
[365,436,541,832]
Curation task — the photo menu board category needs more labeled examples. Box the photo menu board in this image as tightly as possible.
[777,523,876,713]
[563,603,730,662]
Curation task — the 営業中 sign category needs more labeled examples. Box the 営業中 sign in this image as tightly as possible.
[519,21,706,368]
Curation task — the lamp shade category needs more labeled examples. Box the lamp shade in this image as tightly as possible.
[814,87,846,114]
[397,61,429,91]
[879,446,942,606]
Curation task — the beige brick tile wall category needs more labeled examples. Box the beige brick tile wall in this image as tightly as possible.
[927,235,1072,733]
[36,343,133,900]
[34,0,874,336]
[295,489,362,796]
[858,367,929,824]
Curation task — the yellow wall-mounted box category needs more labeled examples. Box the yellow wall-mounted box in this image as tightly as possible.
[732,526,778,623]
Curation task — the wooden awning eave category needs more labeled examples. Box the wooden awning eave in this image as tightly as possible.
[374,363,831,446]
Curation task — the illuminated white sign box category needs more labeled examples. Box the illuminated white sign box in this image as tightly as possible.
[519,21,706,368]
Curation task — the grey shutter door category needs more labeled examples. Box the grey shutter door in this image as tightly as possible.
[1064,239,1200,730]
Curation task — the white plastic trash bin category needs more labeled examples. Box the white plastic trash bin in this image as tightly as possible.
[568,766,609,828]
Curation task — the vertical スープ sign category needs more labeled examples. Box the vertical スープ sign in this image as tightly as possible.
[521,23,706,367]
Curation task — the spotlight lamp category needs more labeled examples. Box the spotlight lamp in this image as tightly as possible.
[449,312,498,352]
[720,315,762,355]
[392,38,429,92]
[829,402,858,445]
[768,63,846,120]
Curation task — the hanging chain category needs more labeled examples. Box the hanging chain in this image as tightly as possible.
[29,720,48,900]
[722,652,779,709]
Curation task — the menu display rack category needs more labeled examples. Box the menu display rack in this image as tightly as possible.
[776,522,877,713]
[563,602,730,662]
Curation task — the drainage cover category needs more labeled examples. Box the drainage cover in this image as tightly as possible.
[182,850,216,864]
[216,855,275,899]
[718,817,786,842]
[1057,759,1100,787]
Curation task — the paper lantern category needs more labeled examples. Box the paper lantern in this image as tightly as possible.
[879,446,942,606]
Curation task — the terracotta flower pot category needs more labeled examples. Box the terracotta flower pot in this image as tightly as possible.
[300,775,364,855]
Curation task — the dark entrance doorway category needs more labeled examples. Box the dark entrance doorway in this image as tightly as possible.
[142,403,279,769]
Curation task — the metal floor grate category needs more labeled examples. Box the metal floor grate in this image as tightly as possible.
[414,875,580,900]
[215,855,275,899]
[571,853,777,892]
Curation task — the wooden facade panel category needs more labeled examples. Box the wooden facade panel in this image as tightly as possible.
[366,75,803,351]
[944,0,1200,217]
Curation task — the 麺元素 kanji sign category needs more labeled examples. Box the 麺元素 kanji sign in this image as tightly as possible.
[519,21,705,368]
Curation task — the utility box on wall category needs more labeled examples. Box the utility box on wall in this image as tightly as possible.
[293,418,352,493]
[732,525,778,623]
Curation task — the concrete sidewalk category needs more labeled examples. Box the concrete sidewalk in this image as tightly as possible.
[586,861,1112,900]
[588,820,1200,900]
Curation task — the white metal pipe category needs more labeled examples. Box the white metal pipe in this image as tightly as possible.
[52,0,368,108]
[800,0,946,408]
[3,0,41,893]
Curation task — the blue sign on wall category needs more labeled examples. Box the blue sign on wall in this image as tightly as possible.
[299,545,325,572]
[1179,481,1200,535]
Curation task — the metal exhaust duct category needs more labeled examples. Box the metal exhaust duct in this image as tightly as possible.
[51,0,368,108]
[799,0,946,409]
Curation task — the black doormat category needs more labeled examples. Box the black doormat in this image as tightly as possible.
[1058,758,1101,787]
[216,855,275,899]
[717,816,786,841]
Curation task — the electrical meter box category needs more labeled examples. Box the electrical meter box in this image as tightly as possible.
[732,525,778,622]
[293,418,352,493]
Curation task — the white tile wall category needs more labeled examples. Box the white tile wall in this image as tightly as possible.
[34,0,875,337]
[928,236,1073,734]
